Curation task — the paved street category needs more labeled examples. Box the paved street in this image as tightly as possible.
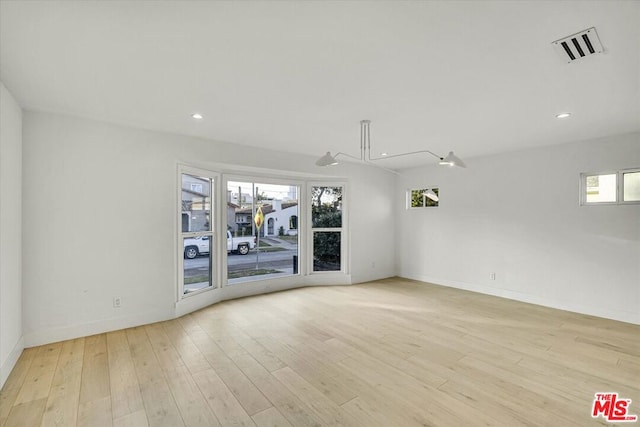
[183,247,298,276]
[182,237,299,292]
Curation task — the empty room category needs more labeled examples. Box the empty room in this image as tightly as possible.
[0,1,638,426]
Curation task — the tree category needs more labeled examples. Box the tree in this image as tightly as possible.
[410,188,438,207]
[311,186,343,267]
[311,186,342,227]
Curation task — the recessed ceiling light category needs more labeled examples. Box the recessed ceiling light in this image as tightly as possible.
[381,152,388,156]
[556,112,571,119]
[191,113,204,119]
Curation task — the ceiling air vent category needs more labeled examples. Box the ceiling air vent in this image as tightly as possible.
[552,27,603,64]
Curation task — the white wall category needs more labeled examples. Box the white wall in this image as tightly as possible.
[22,111,396,346]
[396,132,640,324]
[0,82,23,388]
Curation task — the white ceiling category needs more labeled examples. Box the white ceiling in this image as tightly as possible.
[1,1,639,169]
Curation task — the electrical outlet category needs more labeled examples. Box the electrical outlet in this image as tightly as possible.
[113,297,122,308]
[490,272,496,280]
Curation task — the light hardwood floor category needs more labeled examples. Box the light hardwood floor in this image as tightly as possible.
[1,278,638,426]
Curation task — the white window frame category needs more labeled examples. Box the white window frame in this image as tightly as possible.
[580,168,640,205]
[178,165,221,300]
[620,168,640,204]
[308,182,348,275]
[224,174,306,284]
[406,187,440,209]
[177,166,351,301]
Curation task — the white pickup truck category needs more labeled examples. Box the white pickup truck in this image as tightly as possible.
[183,231,255,259]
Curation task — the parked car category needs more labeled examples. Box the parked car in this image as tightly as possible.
[183,231,256,259]
[227,231,256,255]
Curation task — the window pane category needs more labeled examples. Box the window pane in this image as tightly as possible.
[313,232,341,271]
[312,186,342,228]
[410,189,426,208]
[623,172,640,202]
[585,174,617,203]
[227,181,299,284]
[409,188,439,208]
[183,236,211,294]
[180,172,214,296]
[182,174,211,232]
[425,188,439,207]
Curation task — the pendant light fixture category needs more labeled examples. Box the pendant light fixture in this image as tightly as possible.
[316,120,466,170]
[423,189,439,202]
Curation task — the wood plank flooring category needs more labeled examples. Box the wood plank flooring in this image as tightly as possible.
[1,278,638,426]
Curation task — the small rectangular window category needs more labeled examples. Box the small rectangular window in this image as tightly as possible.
[623,171,640,202]
[585,174,617,203]
[581,168,640,205]
[407,188,439,208]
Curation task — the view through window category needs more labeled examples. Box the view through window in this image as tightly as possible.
[179,171,347,298]
[585,173,617,203]
[623,171,640,202]
[311,186,343,272]
[408,188,439,208]
[227,180,300,284]
[181,173,214,294]
[581,169,640,204]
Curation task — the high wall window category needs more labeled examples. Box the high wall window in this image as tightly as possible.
[407,187,439,208]
[622,170,640,202]
[226,179,300,284]
[581,169,640,205]
[180,170,216,295]
[311,185,345,272]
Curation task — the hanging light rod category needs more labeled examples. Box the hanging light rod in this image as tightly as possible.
[316,120,466,170]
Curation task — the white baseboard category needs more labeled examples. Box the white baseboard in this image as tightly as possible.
[175,274,354,318]
[23,310,172,348]
[24,275,357,347]
[350,272,394,285]
[21,272,638,351]
[402,273,640,326]
[1,336,24,389]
